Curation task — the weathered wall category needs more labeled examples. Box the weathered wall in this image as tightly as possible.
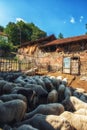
[18,46,87,75]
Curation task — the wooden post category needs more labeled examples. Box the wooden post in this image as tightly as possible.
[19,61,21,71]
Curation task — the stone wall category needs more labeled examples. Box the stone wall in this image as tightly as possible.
[18,46,87,75]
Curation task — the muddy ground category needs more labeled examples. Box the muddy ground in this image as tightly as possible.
[36,71,87,91]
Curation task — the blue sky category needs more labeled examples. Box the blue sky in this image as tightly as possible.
[0,0,87,38]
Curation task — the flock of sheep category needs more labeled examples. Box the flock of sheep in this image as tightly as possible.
[0,72,87,130]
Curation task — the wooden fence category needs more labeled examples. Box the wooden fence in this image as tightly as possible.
[0,57,62,73]
[0,57,31,72]
[0,57,87,76]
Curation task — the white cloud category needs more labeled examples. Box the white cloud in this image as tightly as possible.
[80,19,82,22]
[16,18,26,23]
[70,17,75,24]
[79,16,84,22]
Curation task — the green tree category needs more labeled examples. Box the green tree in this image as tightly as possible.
[4,21,47,46]
[4,22,20,45]
[58,33,64,39]
[17,21,32,43]
[85,24,87,34]
[29,23,47,41]
[0,39,14,56]
[0,25,4,32]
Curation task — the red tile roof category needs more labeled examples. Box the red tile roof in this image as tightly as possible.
[40,35,87,47]
[20,34,56,48]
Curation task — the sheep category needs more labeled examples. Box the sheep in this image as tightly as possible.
[0,99,27,124]
[69,96,87,110]
[42,77,54,92]
[16,124,39,130]
[23,77,37,84]
[24,84,48,97]
[47,89,58,103]
[62,96,87,111]
[80,93,87,103]
[11,87,26,94]
[69,87,75,95]
[24,103,64,120]
[0,94,27,103]
[62,78,68,86]
[0,100,3,103]
[3,124,39,130]
[15,114,74,130]
[0,80,7,95]
[63,87,72,101]
[2,83,21,94]
[24,84,48,105]
[57,84,66,102]
[33,76,46,89]
[14,76,26,86]
[17,88,38,110]
[74,108,87,116]
[61,111,87,130]
[56,76,63,85]
[75,88,86,93]
[49,76,60,89]
[5,72,22,82]
[73,88,86,98]
[11,87,38,111]
[3,125,13,130]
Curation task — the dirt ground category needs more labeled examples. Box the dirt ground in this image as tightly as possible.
[36,71,87,92]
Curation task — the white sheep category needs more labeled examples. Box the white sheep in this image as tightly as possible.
[70,96,87,110]
[15,114,74,130]
[62,96,87,111]
[74,108,87,116]
[61,111,87,130]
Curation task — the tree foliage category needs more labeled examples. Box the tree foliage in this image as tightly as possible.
[16,21,32,43]
[85,24,87,34]
[58,33,64,39]
[4,21,47,46]
[0,39,14,56]
[29,23,47,41]
[4,22,20,45]
[0,26,4,32]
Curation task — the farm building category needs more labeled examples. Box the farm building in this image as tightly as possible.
[18,34,87,75]
[17,34,56,60]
